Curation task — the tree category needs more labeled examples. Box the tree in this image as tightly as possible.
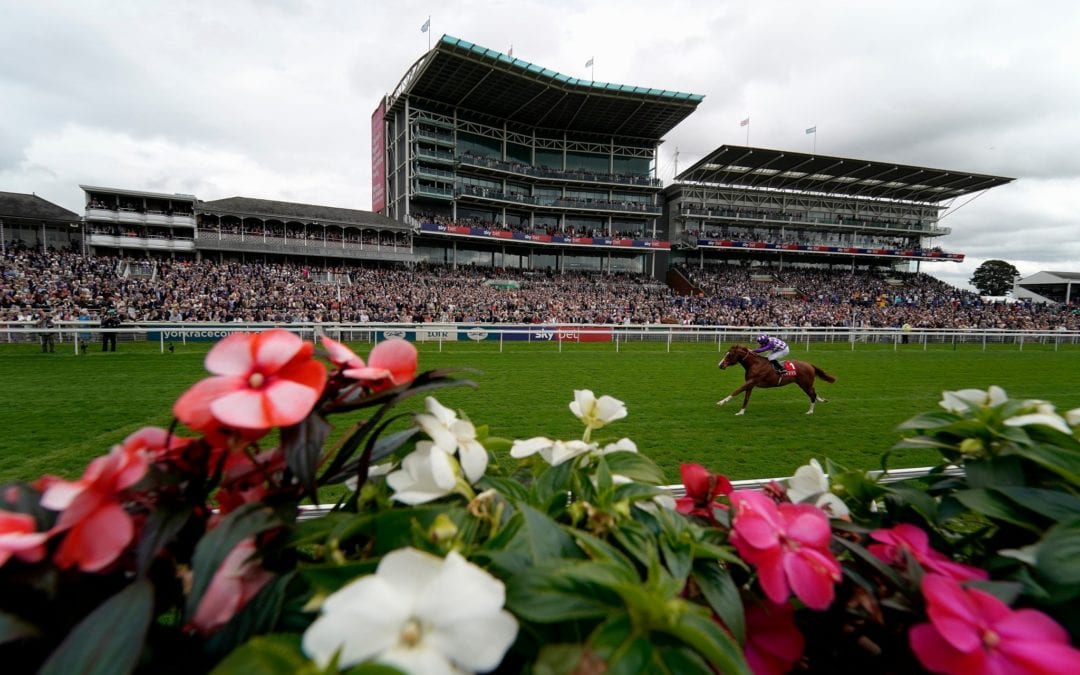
[969,259,1021,296]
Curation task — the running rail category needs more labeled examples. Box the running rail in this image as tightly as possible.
[296,465,963,520]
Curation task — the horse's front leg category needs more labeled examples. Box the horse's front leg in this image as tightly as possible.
[717,383,749,408]
[737,387,754,416]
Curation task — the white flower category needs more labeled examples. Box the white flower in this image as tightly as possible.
[938,386,1007,413]
[1065,408,1080,428]
[1005,412,1072,435]
[787,459,829,503]
[601,438,638,455]
[787,458,849,519]
[416,397,488,483]
[510,437,596,466]
[386,442,458,505]
[302,547,518,673]
[569,390,627,432]
[344,462,394,492]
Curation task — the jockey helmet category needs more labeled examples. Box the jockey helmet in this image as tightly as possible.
[756,334,769,344]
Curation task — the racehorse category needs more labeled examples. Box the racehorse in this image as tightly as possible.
[716,344,835,416]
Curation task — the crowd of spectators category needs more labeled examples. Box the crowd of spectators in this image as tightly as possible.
[2,243,1077,331]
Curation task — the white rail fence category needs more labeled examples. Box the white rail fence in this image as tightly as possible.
[3,321,1079,354]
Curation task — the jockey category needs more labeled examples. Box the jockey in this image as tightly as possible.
[753,333,789,377]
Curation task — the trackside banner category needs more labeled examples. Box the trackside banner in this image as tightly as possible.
[420,223,670,249]
[145,329,236,342]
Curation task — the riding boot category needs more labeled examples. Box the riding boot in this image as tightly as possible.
[773,362,786,378]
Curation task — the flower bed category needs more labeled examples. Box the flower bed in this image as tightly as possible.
[2,329,1079,674]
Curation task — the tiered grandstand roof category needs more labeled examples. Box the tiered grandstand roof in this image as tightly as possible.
[387,35,703,139]
[197,197,407,229]
[676,146,1014,202]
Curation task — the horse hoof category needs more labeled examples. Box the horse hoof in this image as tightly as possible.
[735,410,745,416]
[806,411,814,415]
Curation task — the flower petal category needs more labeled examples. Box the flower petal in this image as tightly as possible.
[367,339,418,384]
[53,501,133,572]
[204,333,256,376]
[303,576,410,669]
[253,329,308,372]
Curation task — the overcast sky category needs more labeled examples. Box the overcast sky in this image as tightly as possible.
[2,0,1078,290]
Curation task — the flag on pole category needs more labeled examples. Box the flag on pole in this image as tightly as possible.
[508,44,514,57]
[420,17,430,32]
[585,57,594,68]
[740,117,750,127]
[805,126,817,134]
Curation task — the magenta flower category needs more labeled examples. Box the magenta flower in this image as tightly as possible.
[910,574,1080,674]
[743,600,805,675]
[0,511,48,567]
[730,490,841,610]
[674,463,732,521]
[40,434,150,571]
[322,336,418,392]
[174,330,326,431]
[869,524,988,582]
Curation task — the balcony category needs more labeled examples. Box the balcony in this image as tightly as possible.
[85,208,195,228]
[676,207,948,236]
[413,184,454,200]
[194,232,415,262]
[415,148,456,165]
[88,234,196,252]
[413,129,455,147]
[457,153,661,188]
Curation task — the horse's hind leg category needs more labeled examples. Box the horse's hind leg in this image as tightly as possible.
[736,388,754,416]
[800,382,818,415]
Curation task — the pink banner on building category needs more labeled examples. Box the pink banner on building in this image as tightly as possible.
[371,97,387,213]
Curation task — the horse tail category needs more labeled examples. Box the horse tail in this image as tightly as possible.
[813,364,836,383]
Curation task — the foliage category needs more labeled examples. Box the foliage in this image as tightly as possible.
[2,332,1079,674]
[969,259,1022,296]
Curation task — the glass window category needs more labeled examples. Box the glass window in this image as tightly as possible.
[613,156,651,176]
[535,149,563,169]
[507,142,531,163]
[458,132,501,159]
[566,151,609,173]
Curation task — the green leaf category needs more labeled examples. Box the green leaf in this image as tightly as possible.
[1001,440,1080,485]
[135,505,194,576]
[588,614,652,675]
[298,561,378,592]
[954,489,1044,532]
[187,503,283,618]
[533,644,590,675]
[832,535,906,590]
[884,483,939,523]
[895,411,960,431]
[210,634,315,675]
[691,560,744,643]
[39,580,153,675]
[478,475,531,504]
[505,561,628,623]
[652,645,714,675]
[281,412,332,499]
[0,610,39,646]
[603,452,667,485]
[572,530,638,577]
[517,504,582,564]
[994,487,1080,522]
[965,456,1026,488]
[658,608,750,675]
[1034,517,1080,593]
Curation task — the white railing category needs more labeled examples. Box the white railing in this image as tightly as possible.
[2,322,1078,354]
[295,465,964,520]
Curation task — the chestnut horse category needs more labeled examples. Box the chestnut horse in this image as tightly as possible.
[716,344,835,416]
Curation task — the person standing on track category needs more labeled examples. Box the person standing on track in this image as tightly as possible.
[753,333,789,377]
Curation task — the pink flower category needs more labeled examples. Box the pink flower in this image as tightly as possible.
[730,490,841,610]
[214,449,286,516]
[0,510,48,567]
[743,600,805,675]
[174,330,326,431]
[910,574,1080,674]
[40,433,150,571]
[869,524,988,582]
[675,463,732,521]
[323,336,417,392]
[189,537,273,635]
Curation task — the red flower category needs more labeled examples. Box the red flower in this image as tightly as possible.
[730,490,841,610]
[40,432,150,571]
[214,449,286,516]
[869,524,988,582]
[910,574,1080,674]
[323,336,417,393]
[174,330,326,431]
[675,463,732,521]
[0,511,48,567]
[189,537,273,635]
[744,600,805,675]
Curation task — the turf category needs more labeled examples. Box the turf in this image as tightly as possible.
[2,339,1078,485]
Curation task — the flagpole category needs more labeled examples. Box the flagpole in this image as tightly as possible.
[427,16,431,50]
[746,117,750,145]
[813,126,817,153]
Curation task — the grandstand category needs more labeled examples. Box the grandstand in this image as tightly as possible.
[0,191,82,254]
[374,35,703,276]
[664,145,1013,277]
[81,187,411,266]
